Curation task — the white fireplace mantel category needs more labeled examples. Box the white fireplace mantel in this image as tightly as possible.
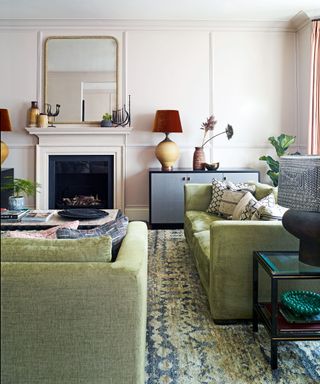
[26,126,132,211]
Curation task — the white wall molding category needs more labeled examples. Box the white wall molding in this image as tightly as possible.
[8,143,279,150]
[127,144,283,150]
[7,144,35,149]
[0,18,297,32]
[289,11,311,31]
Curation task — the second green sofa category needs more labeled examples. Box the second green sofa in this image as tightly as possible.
[184,182,317,322]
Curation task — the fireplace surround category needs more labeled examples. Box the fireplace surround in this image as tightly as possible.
[26,126,132,211]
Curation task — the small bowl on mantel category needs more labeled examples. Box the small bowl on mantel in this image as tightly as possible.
[205,162,220,171]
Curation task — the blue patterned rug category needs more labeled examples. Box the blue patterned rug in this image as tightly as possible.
[145,230,320,384]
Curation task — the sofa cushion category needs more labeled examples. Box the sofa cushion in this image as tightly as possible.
[185,210,224,235]
[237,195,285,221]
[248,181,278,201]
[233,191,276,220]
[56,213,129,260]
[0,236,113,262]
[252,204,288,221]
[218,189,246,218]
[239,197,261,220]
[3,220,80,239]
[207,179,255,215]
[259,192,276,208]
[232,192,253,220]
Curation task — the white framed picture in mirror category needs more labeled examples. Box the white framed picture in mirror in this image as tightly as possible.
[44,36,118,124]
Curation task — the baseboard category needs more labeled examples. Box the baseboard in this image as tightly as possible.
[124,206,149,222]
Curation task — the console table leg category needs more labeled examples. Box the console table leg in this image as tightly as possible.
[271,340,278,370]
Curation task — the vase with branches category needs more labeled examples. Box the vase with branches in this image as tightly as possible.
[193,115,234,170]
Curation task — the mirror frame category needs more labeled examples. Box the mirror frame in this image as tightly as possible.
[44,35,119,124]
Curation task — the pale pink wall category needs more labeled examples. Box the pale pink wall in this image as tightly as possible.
[1,22,308,219]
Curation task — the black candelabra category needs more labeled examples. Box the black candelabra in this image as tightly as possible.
[46,104,61,127]
[112,95,131,127]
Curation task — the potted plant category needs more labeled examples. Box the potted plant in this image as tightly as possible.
[1,178,41,210]
[100,113,113,127]
[259,134,296,187]
[194,115,234,170]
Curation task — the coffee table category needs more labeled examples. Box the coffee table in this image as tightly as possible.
[253,251,320,370]
[1,209,118,230]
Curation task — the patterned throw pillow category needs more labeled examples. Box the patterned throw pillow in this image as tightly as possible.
[56,213,129,261]
[236,191,279,221]
[232,192,254,220]
[3,221,80,239]
[207,179,255,215]
[259,192,276,208]
[251,204,288,221]
[218,189,246,218]
[239,198,262,220]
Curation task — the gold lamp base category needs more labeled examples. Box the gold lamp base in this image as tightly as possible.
[155,133,180,171]
[1,140,9,165]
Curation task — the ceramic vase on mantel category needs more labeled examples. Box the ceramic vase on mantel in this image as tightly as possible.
[193,147,206,170]
[28,101,40,127]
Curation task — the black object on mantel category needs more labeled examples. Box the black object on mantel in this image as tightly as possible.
[278,156,320,267]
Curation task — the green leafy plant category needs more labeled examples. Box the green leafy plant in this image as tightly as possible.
[102,113,112,121]
[1,178,41,197]
[259,134,296,187]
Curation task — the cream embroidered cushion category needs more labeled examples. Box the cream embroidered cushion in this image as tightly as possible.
[233,190,284,221]
[232,192,254,220]
[218,189,246,218]
[207,178,255,215]
[252,204,288,221]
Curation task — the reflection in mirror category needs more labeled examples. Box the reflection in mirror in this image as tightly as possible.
[45,36,118,123]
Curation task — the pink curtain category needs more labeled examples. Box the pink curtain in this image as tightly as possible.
[308,20,320,155]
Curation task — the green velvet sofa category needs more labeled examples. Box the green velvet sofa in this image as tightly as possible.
[1,221,148,384]
[184,182,315,323]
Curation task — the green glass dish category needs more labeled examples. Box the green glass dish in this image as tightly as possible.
[281,290,320,317]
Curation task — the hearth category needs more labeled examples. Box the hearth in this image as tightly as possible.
[48,155,114,209]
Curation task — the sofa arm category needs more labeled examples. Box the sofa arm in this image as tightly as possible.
[209,221,299,320]
[1,221,148,384]
[184,183,212,212]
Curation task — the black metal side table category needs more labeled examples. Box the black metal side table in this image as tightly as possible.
[253,251,320,370]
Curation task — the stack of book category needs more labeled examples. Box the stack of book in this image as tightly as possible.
[20,210,55,222]
[1,209,30,222]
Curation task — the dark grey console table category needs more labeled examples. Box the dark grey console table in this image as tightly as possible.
[1,168,14,209]
[149,168,260,228]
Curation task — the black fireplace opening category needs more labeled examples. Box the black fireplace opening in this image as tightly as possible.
[49,155,114,209]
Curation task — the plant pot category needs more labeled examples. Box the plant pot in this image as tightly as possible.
[193,147,206,170]
[8,196,25,210]
[100,120,113,127]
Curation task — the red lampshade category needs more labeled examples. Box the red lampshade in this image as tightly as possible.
[153,110,182,133]
[0,109,12,132]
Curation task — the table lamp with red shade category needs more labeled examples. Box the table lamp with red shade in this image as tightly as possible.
[153,110,183,171]
[0,109,12,165]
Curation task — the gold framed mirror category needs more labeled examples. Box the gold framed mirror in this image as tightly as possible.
[44,36,118,124]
